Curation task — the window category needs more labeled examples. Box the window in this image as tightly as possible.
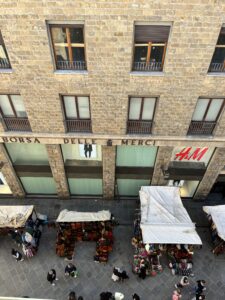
[49,24,86,71]
[127,97,156,134]
[62,95,92,132]
[0,31,11,69]
[188,98,225,135]
[133,25,170,72]
[209,27,225,72]
[0,95,31,131]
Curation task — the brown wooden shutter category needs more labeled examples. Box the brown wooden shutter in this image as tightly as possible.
[0,31,4,45]
[220,27,225,35]
[135,25,170,43]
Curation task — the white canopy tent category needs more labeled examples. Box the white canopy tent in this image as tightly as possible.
[203,205,225,241]
[0,205,34,228]
[56,209,111,223]
[139,186,202,245]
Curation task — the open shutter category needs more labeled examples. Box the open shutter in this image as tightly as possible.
[135,25,170,43]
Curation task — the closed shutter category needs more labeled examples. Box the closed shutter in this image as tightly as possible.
[135,25,170,43]
[220,27,225,35]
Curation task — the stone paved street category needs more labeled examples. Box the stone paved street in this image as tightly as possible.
[0,194,225,300]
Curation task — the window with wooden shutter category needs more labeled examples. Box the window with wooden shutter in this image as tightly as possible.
[0,95,31,132]
[62,95,92,133]
[127,97,157,134]
[209,27,225,72]
[133,25,170,72]
[49,24,86,71]
[0,31,11,69]
[188,98,225,135]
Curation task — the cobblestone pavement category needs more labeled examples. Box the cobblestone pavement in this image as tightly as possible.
[0,194,225,300]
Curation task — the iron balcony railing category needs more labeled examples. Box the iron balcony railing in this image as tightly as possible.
[187,121,216,135]
[208,62,225,73]
[3,117,32,131]
[56,60,86,70]
[127,120,152,134]
[0,58,11,69]
[66,119,92,133]
[133,61,163,72]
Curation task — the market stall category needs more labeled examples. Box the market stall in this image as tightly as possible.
[0,205,46,258]
[203,205,225,255]
[56,209,113,263]
[132,186,202,277]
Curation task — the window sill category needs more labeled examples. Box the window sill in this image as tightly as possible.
[207,72,225,77]
[130,71,164,76]
[54,70,88,75]
[0,68,13,73]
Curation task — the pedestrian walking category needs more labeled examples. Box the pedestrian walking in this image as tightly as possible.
[175,276,189,289]
[11,248,24,262]
[65,263,78,278]
[47,269,58,286]
[132,293,140,300]
[100,292,114,300]
[172,289,182,300]
[195,280,206,295]
[68,291,77,300]
[77,297,83,300]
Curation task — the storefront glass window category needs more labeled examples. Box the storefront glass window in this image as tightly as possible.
[68,178,102,195]
[5,144,49,165]
[117,179,150,196]
[20,177,56,194]
[116,146,157,167]
[61,144,102,164]
[180,181,199,198]
[0,172,12,194]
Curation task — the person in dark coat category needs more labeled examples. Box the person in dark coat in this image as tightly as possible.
[113,267,129,281]
[132,294,140,300]
[47,269,58,286]
[100,292,114,300]
[196,280,206,295]
[68,291,77,300]
[11,248,24,262]
[65,263,78,278]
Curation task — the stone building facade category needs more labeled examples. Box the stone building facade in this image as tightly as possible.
[0,0,225,200]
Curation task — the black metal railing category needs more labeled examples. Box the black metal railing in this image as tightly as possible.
[209,62,225,73]
[66,119,92,133]
[133,61,163,72]
[4,117,31,131]
[0,58,11,69]
[127,120,152,134]
[56,60,86,70]
[187,121,216,135]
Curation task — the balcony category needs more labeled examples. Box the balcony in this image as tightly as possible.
[208,62,225,73]
[56,60,86,71]
[0,58,11,69]
[133,61,162,72]
[66,119,92,133]
[187,121,216,135]
[127,120,152,134]
[3,117,31,132]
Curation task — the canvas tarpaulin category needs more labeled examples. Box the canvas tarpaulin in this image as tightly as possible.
[56,209,111,223]
[139,186,202,245]
[203,205,225,241]
[0,205,33,228]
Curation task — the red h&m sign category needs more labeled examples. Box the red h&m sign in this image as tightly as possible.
[174,147,208,161]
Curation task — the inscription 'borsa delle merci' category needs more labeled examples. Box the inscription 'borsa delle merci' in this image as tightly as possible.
[0,136,154,146]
